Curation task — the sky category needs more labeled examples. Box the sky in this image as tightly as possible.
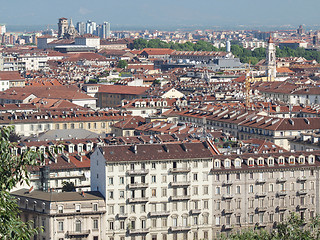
[1,0,320,30]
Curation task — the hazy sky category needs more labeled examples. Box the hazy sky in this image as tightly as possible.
[1,0,320,29]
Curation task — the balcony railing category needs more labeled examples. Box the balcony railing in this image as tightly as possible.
[170,195,191,201]
[297,176,307,182]
[297,189,307,195]
[126,169,149,175]
[276,178,287,183]
[170,181,190,187]
[128,183,149,189]
[149,211,170,217]
[170,226,191,232]
[255,192,267,198]
[223,194,234,199]
[256,207,268,212]
[277,206,287,211]
[190,209,201,215]
[277,190,287,196]
[223,209,234,214]
[67,230,90,237]
[128,228,149,234]
[169,168,191,173]
[256,179,266,184]
[117,213,128,219]
[222,180,233,186]
[128,197,149,203]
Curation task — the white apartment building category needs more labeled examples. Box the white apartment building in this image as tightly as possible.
[91,141,320,240]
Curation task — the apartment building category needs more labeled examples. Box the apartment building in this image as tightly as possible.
[91,140,219,240]
[12,189,106,240]
[90,141,320,240]
[0,110,128,136]
[178,108,320,150]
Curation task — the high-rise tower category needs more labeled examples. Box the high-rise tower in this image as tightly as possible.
[266,36,276,81]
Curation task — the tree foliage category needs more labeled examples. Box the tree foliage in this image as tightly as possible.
[132,38,320,64]
[117,60,128,69]
[62,181,76,192]
[0,126,42,239]
[221,213,320,240]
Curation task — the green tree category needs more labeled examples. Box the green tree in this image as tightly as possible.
[117,60,128,69]
[62,181,76,192]
[0,126,42,239]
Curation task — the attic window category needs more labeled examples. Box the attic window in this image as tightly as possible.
[214,160,220,168]
[289,157,295,164]
[308,156,315,164]
[248,159,254,166]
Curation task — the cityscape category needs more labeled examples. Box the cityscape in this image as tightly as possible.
[1,1,320,240]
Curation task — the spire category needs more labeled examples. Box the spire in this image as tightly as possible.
[268,36,274,44]
[69,18,74,28]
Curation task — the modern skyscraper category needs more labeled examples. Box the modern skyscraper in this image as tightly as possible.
[76,22,86,35]
[100,22,111,39]
[86,20,97,34]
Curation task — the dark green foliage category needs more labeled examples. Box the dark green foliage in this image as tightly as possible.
[0,126,42,239]
[117,60,128,69]
[221,213,320,240]
[62,181,76,192]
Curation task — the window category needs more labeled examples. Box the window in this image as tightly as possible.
[216,187,220,195]
[236,186,241,194]
[203,172,208,181]
[119,177,124,184]
[215,216,220,225]
[204,200,208,209]
[58,221,64,231]
[109,221,114,230]
[109,205,114,214]
[152,163,156,169]
[58,205,63,213]
[151,175,156,183]
[249,185,254,193]
[152,189,156,197]
[93,219,98,229]
[75,205,80,212]
[93,203,98,212]
[203,186,209,195]
[249,214,254,224]
[193,173,198,181]
[162,218,167,227]
[120,190,124,198]
[162,175,167,183]
[193,186,198,195]
[75,220,81,232]
[236,173,240,180]
[109,191,114,199]
[109,177,114,185]
[162,188,167,197]
[120,221,125,230]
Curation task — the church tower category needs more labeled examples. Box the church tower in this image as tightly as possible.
[266,36,276,81]
[58,18,68,39]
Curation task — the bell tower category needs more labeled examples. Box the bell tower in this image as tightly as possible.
[266,36,276,81]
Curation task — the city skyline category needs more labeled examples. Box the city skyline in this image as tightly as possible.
[1,0,320,31]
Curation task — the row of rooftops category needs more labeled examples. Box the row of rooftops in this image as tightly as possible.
[178,108,320,131]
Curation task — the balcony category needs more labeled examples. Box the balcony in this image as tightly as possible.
[170,226,191,232]
[117,213,128,219]
[126,169,149,175]
[277,190,287,197]
[149,211,170,217]
[256,207,268,212]
[170,181,190,187]
[297,176,307,182]
[222,180,233,186]
[256,179,266,184]
[276,178,287,183]
[256,222,267,228]
[128,228,149,235]
[255,192,267,198]
[169,168,191,173]
[298,205,308,210]
[222,225,233,231]
[67,230,90,237]
[128,197,149,203]
[223,194,234,199]
[277,206,287,211]
[223,209,234,214]
[297,189,307,195]
[128,183,149,189]
[190,209,201,215]
[170,195,190,201]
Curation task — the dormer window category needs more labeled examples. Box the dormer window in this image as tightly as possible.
[258,158,264,166]
[278,157,284,165]
[235,159,241,168]
[298,156,305,164]
[289,156,295,165]
[224,160,231,168]
[248,159,254,167]
[308,155,315,164]
[268,157,274,166]
[214,160,221,168]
